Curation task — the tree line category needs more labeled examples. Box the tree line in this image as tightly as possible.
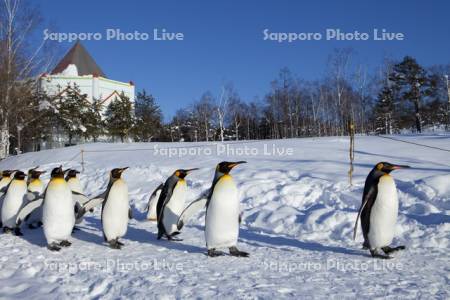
[3,52,450,152]
[166,51,449,142]
[15,87,163,151]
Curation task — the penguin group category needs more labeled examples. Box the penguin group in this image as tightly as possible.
[0,166,130,251]
[0,160,410,259]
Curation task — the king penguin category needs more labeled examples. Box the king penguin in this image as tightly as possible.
[0,170,14,192]
[354,162,410,259]
[25,167,46,229]
[205,161,248,257]
[0,170,15,228]
[65,169,83,193]
[27,167,45,194]
[1,171,27,235]
[156,168,198,241]
[101,167,130,249]
[43,166,75,251]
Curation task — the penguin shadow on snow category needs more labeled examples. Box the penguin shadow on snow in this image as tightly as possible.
[126,225,205,254]
[404,213,450,226]
[80,215,205,254]
[74,216,110,245]
[72,218,107,245]
[237,227,364,257]
[125,206,205,254]
[14,226,47,247]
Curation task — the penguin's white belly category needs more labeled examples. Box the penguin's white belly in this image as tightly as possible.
[68,179,83,195]
[1,181,27,228]
[102,180,129,241]
[163,182,186,234]
[43,180,75,243]
[368,175,398,249]
[205,176,239,249]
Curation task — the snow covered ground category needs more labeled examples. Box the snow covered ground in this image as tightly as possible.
[0,135,449,299]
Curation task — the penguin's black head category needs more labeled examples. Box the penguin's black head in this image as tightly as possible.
[51,166,65,178]
[14,171,26,180]
[1,170,15,177]
[216,161,247,174]
[374,162,410,174]
[111,167,128,179]
[174,168,198,179]
[65,169,80,179]
[29,169,45,179]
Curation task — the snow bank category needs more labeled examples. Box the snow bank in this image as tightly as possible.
[0,135,448,298]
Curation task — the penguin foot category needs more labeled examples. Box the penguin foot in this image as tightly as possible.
[108,239,122,249]
[370,249,392,259]
[48,243,61,252]
[13,227,23,236]
[2,227,13,234]
[229,246,249,257]
[382,245,406,254]
[117,240,124,246]
[207,249,225,257]
[59,240,72,247]
[362,241,370,250]
[167,236,183,242]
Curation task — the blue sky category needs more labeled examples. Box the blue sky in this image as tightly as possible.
[39,0,450,120]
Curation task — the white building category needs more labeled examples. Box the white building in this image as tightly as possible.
[39,41,135,109]
[38,41,135,148]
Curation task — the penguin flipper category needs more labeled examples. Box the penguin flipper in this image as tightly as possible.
[146,184,163,220]
[353,185,377,241]
[25,191,41,202]
[0,186,7,194]
[177,197,208,230]
[146,183,163,211]
[72,191,90,206]
[16,198,44,227]
[76,197,105,220]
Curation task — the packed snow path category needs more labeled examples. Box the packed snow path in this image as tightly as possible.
[0,135,449,298]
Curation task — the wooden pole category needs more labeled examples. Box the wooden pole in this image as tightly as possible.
[348,122,355,186]
[81,149,85,172]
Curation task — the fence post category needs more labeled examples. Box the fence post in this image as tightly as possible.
[81,149,85,172]
[348,122,355,186]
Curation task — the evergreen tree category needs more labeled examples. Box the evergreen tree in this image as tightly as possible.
[390,56,432,133]
[52,85,88,145]
[373,86,396,134]
[82,98,104,142]
[133,90,162,142]
[105,94,134,142]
